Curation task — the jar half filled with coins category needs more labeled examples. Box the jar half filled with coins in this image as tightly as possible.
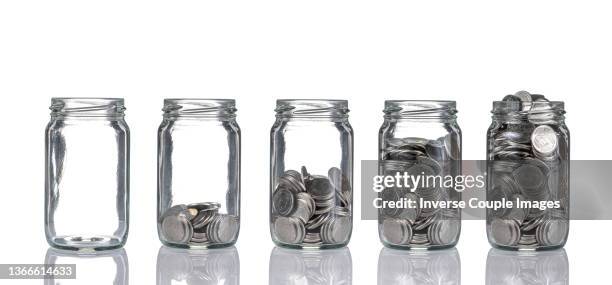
[486,91,569,250]
[270,100,353,249]
[378,100,462,249]
[158,99,240,249]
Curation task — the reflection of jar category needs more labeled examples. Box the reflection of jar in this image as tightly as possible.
[156,246,240,285]
[486,248,568,285]
[378,247,461,285]
[378,101,462,249]
[486,92,569,250]
[45,98,130,250]
[269,246,352,285]
[44,247,129,285]
[270,100,353,249]
[158,99,240,248]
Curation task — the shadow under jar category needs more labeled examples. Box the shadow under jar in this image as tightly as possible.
[378,100,462,250]
[158,99,240,249]
[270,99,353,249]
[45,98,129,251]
[486,92,569,250]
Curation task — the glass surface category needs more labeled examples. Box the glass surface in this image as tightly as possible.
[158,99,240,249]
[269,246,352,285]
[156,246,239,285]
[378,100,462,249]
[486,248,568,284]
[486,95,570,250]
[378,247,460,285]
[270,100,353,249]
[44,247,129,285]
[45,98,129,250]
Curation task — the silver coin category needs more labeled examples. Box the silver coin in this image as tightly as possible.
[191,232,209,243]
[162,214,193,244]
[280,170,306,193]
[531,125,558,156]
[306,175,335,200]
[514,90,533,103]
[381,218,412,245]
[292,192,315,224]
[490,219,520,246]
[428,219,460,245]
[321,216,351,244]
[208,214,239,244]
[274,217,306,244]
[536,219,568,246]
[273,187,297,216]
[512,160,547,191]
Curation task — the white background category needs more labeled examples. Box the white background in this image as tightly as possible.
[1,0,611,284]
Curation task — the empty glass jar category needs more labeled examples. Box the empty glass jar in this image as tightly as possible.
[270,99,353,249]
[486,91,569,250]
[45,98,130,250]
[378,100,462,249]
[158,99,240,249]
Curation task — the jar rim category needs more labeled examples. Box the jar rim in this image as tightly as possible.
[275,99,349,118]
[50,97,125,117]
[163,98,237,118]
[383,100,457,119]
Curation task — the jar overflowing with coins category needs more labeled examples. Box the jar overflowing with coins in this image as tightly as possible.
[486,91,569,250]
[378,100,462,249]
[270,100,353,249]
[45,98,130,251]
[158,99,240,249]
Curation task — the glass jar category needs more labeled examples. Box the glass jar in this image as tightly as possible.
[158,99,240,249]
[270,99,353,249]
[486,92,569,250]
[45,98,130,251]
[378,100,462,249]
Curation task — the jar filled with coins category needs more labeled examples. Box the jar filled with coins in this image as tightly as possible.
[45,98,130,250]
[270,99,353,249]
[378,100,462,249]
[158,99,240,249]
[486,91,569,250]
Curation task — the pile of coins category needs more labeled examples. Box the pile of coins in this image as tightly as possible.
[271,166,352,246]
[488,91,569,248]
[378,248,461,285]
[160,202,239,246]
[379,136,461,248]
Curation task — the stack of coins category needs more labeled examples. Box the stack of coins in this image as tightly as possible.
[379,136,461,248]
[160,202,239,246]
[488,91,569,248]
[271,166,352,246]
